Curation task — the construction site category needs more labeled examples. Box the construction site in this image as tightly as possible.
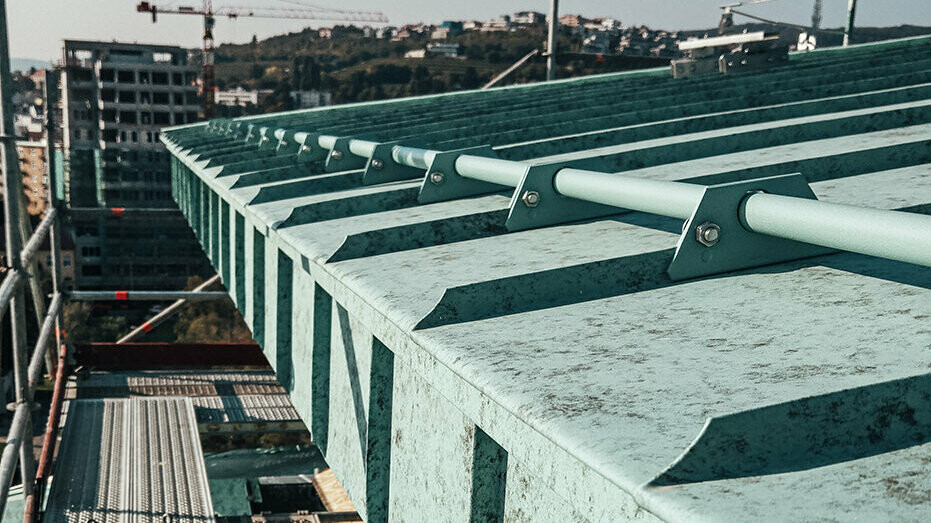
[0,0,929,521]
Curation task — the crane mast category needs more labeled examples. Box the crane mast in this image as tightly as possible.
[136,1,388,118]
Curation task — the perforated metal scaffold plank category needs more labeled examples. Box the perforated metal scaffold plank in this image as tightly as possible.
[45,397,215,523]
[64,369,304,432]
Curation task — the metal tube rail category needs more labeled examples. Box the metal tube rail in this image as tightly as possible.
[67,207,182,218]
[0,269,22,320]
[117,274,222,343]
[348,139,379,158]
[318,134,338,150]
[69,290,230,301]
[554,169,704,220]
[26,293,62,388]
[387,145,931,269]
[24,341,67,523]
[454,156,527,187]
[392,145,435,170]
[0,403,28,511]
[0,0,35,502]
[741,193,931,267]
[18,208,55,268]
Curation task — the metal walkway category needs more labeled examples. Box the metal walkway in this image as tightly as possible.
[45,397,215,523]
[65,369,306,433]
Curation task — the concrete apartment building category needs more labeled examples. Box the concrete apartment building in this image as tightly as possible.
[58,40,209,289]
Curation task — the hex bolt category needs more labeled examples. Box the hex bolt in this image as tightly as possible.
[300,145,311,153]
[695,222,721,247]
[330,150,343,160]
[370,159,384,170]
[429,171,445,184]
[522,190,541,208]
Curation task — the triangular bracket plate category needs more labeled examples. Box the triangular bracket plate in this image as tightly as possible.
[667,173,834,281]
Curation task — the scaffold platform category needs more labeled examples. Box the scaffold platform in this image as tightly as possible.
[44,397,215,523]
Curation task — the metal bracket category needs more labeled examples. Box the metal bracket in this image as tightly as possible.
[362,141,424,185]
[275,129,297,155]
[295,132,325,162]
[418,146,504,204]
[324,136,369,172]
[256,127,277,150]
[667,173,833,281]
[505,163,620,231]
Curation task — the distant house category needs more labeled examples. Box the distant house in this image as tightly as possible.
[290,89,332,109]
[513,11,544,25]
[214,87,263,107]
[482,15,511,32]
[462,21,482,31]
[318,27,333,39]
[559,14,588,27]
[441,21,463,35]
[431,27,451,40]
[427,42,461,58]
[404,49,427,59]
[375,26,397,39]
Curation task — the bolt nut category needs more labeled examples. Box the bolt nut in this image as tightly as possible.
[522,190,541,208]
[300,145,311,153]
[695,222,721,247]
[370,159,384,170]
[429,171,445,184]
[330,150,343,160]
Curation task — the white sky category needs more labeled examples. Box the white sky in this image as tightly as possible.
[10,0,931,61]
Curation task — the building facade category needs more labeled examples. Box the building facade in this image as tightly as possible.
[16,140,49,216]
[58,40,209,289]
[289,89,332,109]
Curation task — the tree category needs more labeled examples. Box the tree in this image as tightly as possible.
[462,67,481,89]
[63,302,128,343]
[174,276,252,343]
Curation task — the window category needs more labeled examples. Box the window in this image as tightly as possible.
[63,257,71,267]
[117,70,134,83]
[81,246,102,257]
[99,69,115,82]
[172,72,182,85]
[152,91,169,104]
[152,72,168,84]
[81,265,101,276]
[131,131,138,143]
[119,111,137,124]
[139,71,150,84]
[119,90,135,103]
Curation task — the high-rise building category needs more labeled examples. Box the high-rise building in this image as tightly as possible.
[58,40,210,289]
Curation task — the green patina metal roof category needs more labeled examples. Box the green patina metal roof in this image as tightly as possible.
[162,36,931,521]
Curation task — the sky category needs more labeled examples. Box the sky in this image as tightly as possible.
[9,0,931,62]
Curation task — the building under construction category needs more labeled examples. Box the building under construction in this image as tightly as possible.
[57,40,209,290]
[0,5,930,523]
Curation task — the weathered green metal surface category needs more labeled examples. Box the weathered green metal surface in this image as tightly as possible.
[163,36,931,522]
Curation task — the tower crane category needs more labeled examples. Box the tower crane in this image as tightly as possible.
[136,1,388,118]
